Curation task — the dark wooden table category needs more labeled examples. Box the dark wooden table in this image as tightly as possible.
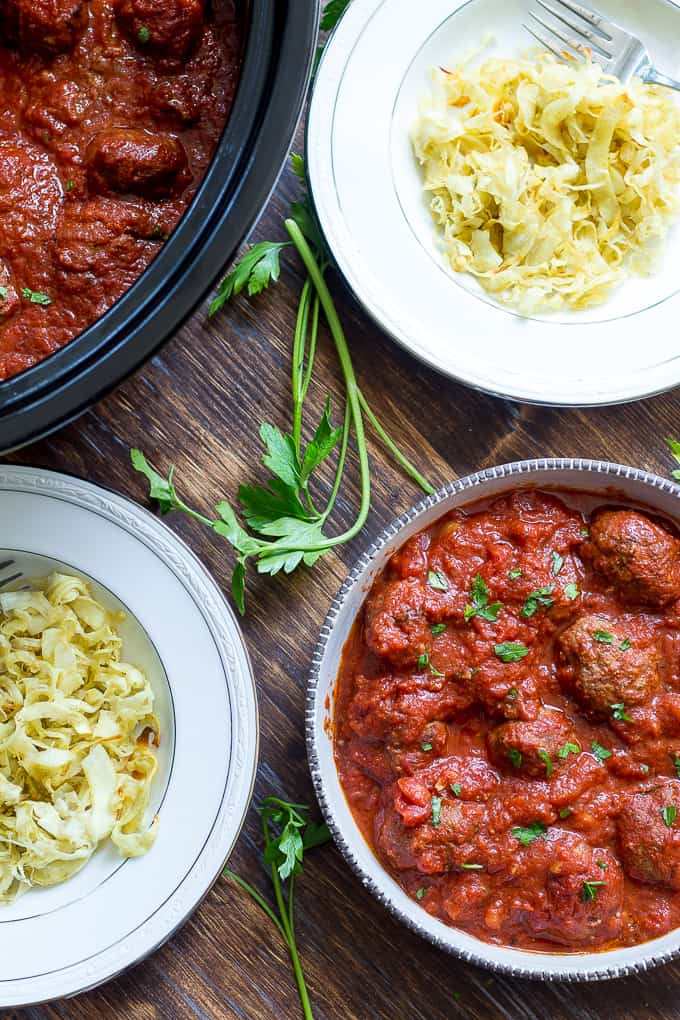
[5,120,680,1020]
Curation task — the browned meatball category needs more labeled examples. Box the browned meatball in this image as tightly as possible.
[364,579,431,669]
[85,129,190,199]
[617,783,680,889]
[523,833,623,946]
[114,0,204,60]
[0,0,87,53]
[486,708,572,778]
[583,509,680,607]
[558,613,658,718]
[0,260,19,320]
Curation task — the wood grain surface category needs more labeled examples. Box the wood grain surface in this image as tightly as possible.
[4,87,680,1020]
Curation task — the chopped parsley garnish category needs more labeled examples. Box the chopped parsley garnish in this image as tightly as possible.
[673,755,680,779]
[521,585,555,618]
[428,570,449,592]
[508,747,523,769]
[592,741,612,762]
[558,807,572,819]
[464,574,502,623]
[508,567,522,580]
[580,880,605,903]
[431,623,447,636]
[0,286,6,300]
[507,688,519,701]
[512,821,547,846]
[461,863,484,870]
[640,763,650,774]
[65,179,74,191]
[421,743,433,752]
[416,887,426,900]
[138,25,150,43]
[539,750,553,778]
[551,551,565,575]
[451,783,462,797]
[619,637,631,651]
[494,642,529,663]
[580,528,590,539]
[596,859,608,870]
[564,582,579,601]
[417,652,444,678]
[431,796,443,827]
[662,805,677,828]
[21,287,51,306]
[611,703,632,723]
[593,630,614,644]
[558,741,580,760]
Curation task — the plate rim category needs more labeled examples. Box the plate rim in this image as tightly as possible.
[307,0,680,407]
[0,464,258,1006]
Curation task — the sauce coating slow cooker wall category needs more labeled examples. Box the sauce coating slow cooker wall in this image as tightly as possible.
[0,0,320,453]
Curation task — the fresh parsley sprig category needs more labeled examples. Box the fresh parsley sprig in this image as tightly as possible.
[668,438,680,481]
[225,798,330,1020]
[132,157,433,614]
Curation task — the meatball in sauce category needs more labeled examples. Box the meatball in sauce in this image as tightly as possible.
[334,490,680,952]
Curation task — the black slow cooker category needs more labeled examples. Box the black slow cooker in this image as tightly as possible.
[0,0,320,453]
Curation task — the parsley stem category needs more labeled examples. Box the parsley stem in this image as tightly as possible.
[292,279,313,457]
[224,868,287,940]
[301,294,319,404]
[285,219,371,546]
[320,401,350,523]
[357,389,435,495]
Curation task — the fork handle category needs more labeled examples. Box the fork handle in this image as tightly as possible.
[640,65,680,93]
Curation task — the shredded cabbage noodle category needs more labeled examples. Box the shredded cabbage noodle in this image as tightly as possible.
[0,573,158,902]
[411,53,680,311]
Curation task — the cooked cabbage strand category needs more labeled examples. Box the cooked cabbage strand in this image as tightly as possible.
[412,53,680,312]
[0,573,158,902]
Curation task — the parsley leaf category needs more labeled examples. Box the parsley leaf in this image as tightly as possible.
[619,637,631,651]
[210,241,289,313]
[508,747,523,768]
[320,0,351,29]
[300,397,343,483]
[593,630,614,644]
[461,863,484,870]
[428,570,449,592]
[451,783,462,797]
[130,449,179,514]
[464,574,502,623]
[596,859,608,870]
[431,623,447,636]
[564,582,579,601]
[431,796,443,827]
[421,742,433,752]
[591,741,612,762]
[290,152,305,179]
[673,755,680,779]
[521,585,555,618]
[550,550,566,575]
[611,703,632,723]
[416,887,426,900]
[508,567,522,580]
[494,642,529,663]
[662,805,677,827]
[512,821,547,845]
[21,287,51,306]
[667,438,680,482]
[558,741,580,760]
[539,749,553,778]
[581,880,605,903]
[137,24,150,42]
[559,807,572,819]
[0,286,6,300]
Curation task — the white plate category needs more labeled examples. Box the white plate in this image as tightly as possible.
[307,0,680,405]
[0,466,258,1007]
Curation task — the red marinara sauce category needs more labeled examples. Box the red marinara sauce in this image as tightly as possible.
[0,0,242,381]
[334,490,680,952]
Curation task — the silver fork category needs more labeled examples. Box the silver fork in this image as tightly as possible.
[526,0,680,90]
[0,559,21,589]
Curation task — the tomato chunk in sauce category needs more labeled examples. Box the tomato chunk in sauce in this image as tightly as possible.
[333,490,680,952]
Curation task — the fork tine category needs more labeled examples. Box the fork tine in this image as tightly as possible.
[534,0,613,55]
[0,572,22,589]
[546,0,614,40]
[529,11,588,57]
[0,559,13,573]
[523,21,577,61]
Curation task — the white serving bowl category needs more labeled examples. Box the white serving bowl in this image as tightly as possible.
[307,459,680,980]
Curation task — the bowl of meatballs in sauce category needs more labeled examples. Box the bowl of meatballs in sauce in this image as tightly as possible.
[0,0,319,450]
[308,459,680,979]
